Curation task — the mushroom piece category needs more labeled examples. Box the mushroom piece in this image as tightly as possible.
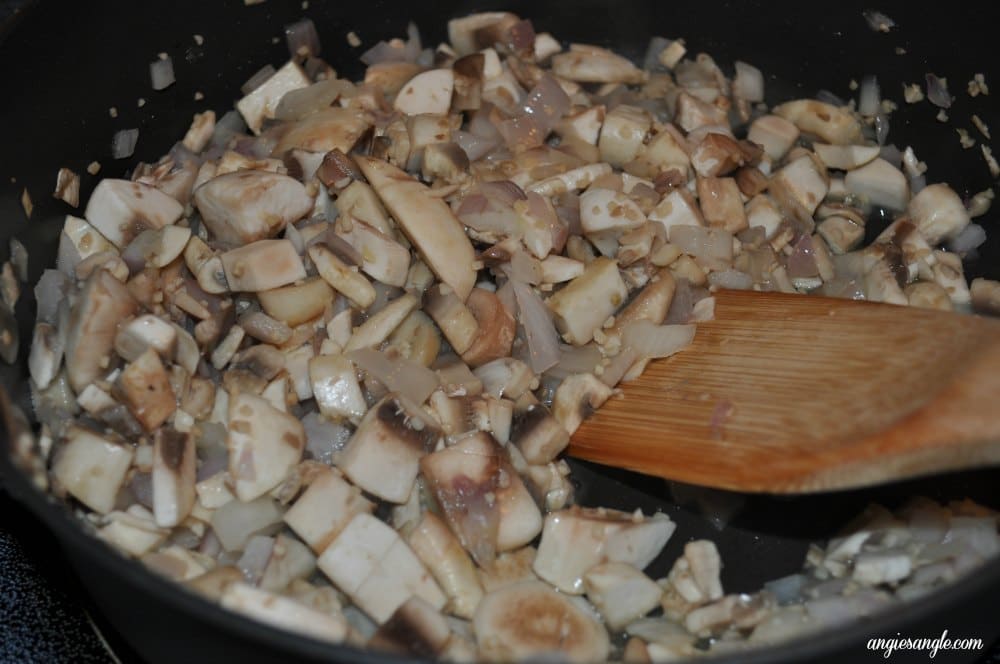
[114,314,177,363]
[52,425,135,514]
[697,177,748,233]
[407,512,485,620]
[555,106,606,146]
[220,239,306,292]
[344,293,419,352]
[423,284,479,356]
[309,354,367,423]
[552,372,613,435]
[338,218,411,287]
[151,428,196,528]
[598,105,652,167]
[283,468,375,553]
[772,99,863,145]
[317,512,446,624]
[336,394,439,504]
[308,243,377,309]
[28,321,65,391]
[365,61,425,98]
[904,281,952,311]
[971,278,1000,315]
[584,562,664,630]
[674,92,728,133]
[579,187,647,239]
[812,143,881,171]
[472,357,535,400]
[648,189,705,237]
[394,69,455,116]
[533,506,676,594]
[387,310,443,368]
[473,580,610,663]
[84,179,184,248]
[221,582,348,644]
[273,107,373,156]
[907,182,971,245]
[420,431,543,565]
[236,60,311,134]
[368,596,452,658]
[844,158,910,211]
[817,215,865,254]
[747,114,801,161]
[335,180,394,235]
[255,533,317,593]
[552,44,645,84]
[666,540,724,605]
[528,162,613,197]
[113,347,176,432]
[509,404,569,465]
[227,392,306,502]
[57,215,116,273]
[257,276,333,327]
[355,156,476,300]
[98,505,168,556]
[194,171,313,246]
[931,250,972,306]
[768,155,830,219]
[547,257,628,345]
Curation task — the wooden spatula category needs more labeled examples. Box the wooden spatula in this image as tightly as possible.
[569,289,1000,493]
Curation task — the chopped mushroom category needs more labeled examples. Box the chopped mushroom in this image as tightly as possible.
[220,239,306,292]
[907,183,971,245]
[52,425,135,514]
[407,512,485,620]
[317,512,446,623]
[84,179,184,248]
[552,44,646,84]
[584,562,664,630]
[221,582,348,643]
[547,257,628,345]
[194,171,313,246]
[283,468,374,552]
[533,507,676,594]
[227,392,305,502]
[151,428,196,528]
[474,580,610,663]
[772,99,863,145]
[369,596,453,658]
[115,348,176,432]
[236,60,311,134]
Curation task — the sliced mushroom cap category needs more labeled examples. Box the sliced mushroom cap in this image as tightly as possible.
[552,44,645,84]
[236,60,311,134]
[533,506,676,594]
[368,596,452,658]
[407,511,485,620]
[460,288,516,368]
[227,391,306,502]
[356,156,476,300]
[338,218,411,287]
[283,468,375,553]
[52,425,135,514]
[473,580,610,663]
[220,239,307,292]
[221,582,348,644]
[194,171,313,246]
[907,182,971,245]
[84,179,184,248]
[309,354,367,423]
[420,431,542,566]
[423,283,479,356]
[773,99,863,145]
[510,404,569,465]
[547,257,628,346]
[336,394,440,504]
[115,347,176,432]
[394,69,455,116]
[64,269,139,393]
[152,428,196,528]
[316,512,446,624]
[584,562,664,630]
[273,107,373,155]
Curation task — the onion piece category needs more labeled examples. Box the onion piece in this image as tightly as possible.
[241,65,276,95]
[786,234,819,279]
[210,110,248,148]
[874,113,890,146]
[285,18,321,59]
[947,223,986,254]
[454,130,499,162]
[274,79,356,122]
[511,280,560,374]
[347,348,439,406]
[237,535,275,585]
[522,74,571,132]
[111,129,139,159]
[858,75,880,117]
[733,61,764,103]
[642,36,670,71]
[925,73,953,109]
[150,57,176,91]
[301,411,353,464]
[621,320,696,359]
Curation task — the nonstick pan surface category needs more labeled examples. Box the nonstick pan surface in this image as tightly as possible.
[1,1,998,663]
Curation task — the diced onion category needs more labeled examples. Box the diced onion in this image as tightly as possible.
[111,128,139,160]
[347,348,439,406]
[925,73,952,109]
[150,57,176,91]
[241,65,276,95]
[622,320,696,359]
[707,269,753,290]
[947,223,986,254]
[733,61,765,103]
[858,75,880,117]
[512,280,560,374]
[285,18,321,59]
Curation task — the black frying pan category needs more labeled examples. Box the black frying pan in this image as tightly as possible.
[1,1,998,662]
